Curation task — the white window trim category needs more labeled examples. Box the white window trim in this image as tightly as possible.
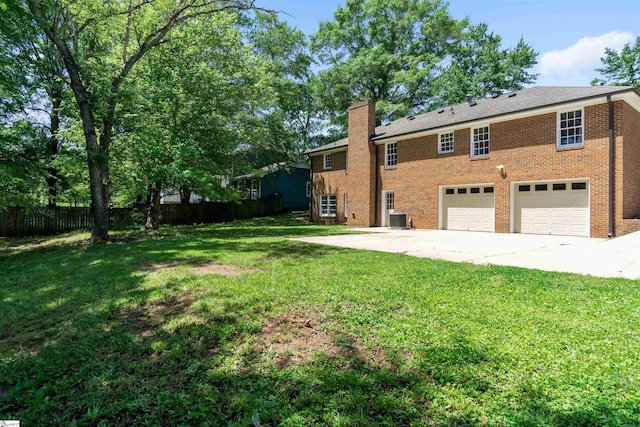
[319,194,337,217]
[323,153,332,170]
[385,142,397,169]
[470,126,490,158]
[556,108,584,148]
[438,131,455,154]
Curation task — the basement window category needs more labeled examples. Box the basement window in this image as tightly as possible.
[319,194,336,217]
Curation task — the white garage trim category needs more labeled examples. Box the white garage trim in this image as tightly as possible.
[439,183,495,232]
[511,178,590,237]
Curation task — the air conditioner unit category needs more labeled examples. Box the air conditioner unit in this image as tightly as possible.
[389,212,409,229]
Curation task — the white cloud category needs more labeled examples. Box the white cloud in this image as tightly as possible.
[538,31,635,76]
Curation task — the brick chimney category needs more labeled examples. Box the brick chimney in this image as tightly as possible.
[346,99,376,227]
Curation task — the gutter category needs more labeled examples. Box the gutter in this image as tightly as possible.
[608,95,615,237]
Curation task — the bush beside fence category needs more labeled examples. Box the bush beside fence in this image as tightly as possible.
[0,196,283,237]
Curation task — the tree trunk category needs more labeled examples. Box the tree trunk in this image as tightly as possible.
[46,87,62,207]
[145,182,161,230]
[29,5,111,244]
[179,186,191,204]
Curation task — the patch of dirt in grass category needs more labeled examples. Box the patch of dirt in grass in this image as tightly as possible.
[121,293,198,338]
[143,260,259,276]
[253,313,391,369]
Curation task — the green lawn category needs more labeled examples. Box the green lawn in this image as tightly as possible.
[1,213,639,426]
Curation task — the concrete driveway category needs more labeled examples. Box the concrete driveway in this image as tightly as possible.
[293,228,640,280]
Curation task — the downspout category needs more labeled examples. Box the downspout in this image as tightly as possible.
[308,155,313,221]
[373,141,379,226]
[608,95,615,237]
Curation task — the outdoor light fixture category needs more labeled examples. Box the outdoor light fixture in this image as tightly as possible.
[496,165,504,170]
[496,164,506,178]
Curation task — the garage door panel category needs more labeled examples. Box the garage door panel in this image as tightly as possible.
[515,181,589,237]
[443,187,494,232]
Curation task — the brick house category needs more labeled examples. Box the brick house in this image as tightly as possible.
[306,86,640,238]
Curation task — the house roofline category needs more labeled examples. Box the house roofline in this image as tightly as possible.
[372,87,640,143]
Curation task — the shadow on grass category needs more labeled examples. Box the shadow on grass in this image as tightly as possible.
[1,216,638,425]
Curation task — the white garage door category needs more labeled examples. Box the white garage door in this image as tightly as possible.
[515,181,589,237]
[442,185,495,232]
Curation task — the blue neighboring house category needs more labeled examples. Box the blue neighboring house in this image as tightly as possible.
[231,161,310,211]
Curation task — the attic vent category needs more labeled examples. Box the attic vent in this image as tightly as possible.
[508,93,517,98]
[469,102,477,107]
[437,109,445,114]
[406,115,415,121]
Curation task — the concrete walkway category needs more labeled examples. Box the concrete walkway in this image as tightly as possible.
[293,228,640,280]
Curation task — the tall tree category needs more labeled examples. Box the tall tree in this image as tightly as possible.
[112,14,270,229]
[311,0,467,128]
[311,0,538,130]
[429,23,538,108]
[1,1,69,206]
[24,0,271,244]
[246,13,320,158]
[592,36,640,87]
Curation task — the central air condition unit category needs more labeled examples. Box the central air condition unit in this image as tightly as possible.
[389,212,409,229]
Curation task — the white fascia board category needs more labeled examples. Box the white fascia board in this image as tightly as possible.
[307,147,348,157]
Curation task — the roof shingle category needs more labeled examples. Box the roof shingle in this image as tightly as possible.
[305,86,638,155]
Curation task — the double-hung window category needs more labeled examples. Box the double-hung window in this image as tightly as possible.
[323,153,332,169]
[319,194,337,217]
[558,109,583,147]
[385,142,397,168]
[471,126,489,158]
[439,132,454,153]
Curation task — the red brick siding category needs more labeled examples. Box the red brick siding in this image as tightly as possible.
[345,100,376,227]
[622,102,640,221]
[623,219,640,234]
[377,104,611,237]
[311,100,640,238]
[311,152,347,224]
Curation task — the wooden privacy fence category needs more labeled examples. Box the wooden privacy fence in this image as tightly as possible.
[0,196,283,237]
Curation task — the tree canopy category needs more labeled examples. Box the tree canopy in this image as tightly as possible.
[311,0,538,129]
[592,36,640,88]
[1,0,540,242]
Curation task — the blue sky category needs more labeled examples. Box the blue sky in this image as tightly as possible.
[268,0,639,86]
